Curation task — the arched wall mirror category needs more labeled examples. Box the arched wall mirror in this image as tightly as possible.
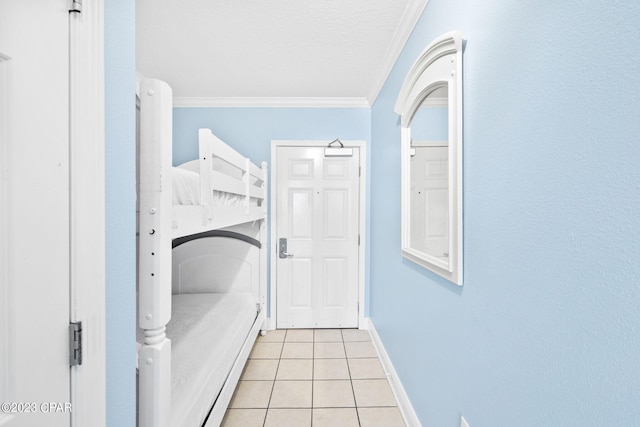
[394,31,463,285]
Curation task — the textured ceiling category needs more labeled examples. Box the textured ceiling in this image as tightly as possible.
[136,0,425,104]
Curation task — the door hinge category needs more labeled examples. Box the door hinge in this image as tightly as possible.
[358,234,360,246]
[70,0,82,13]
[359,166,361,177]
[69,322,83,367]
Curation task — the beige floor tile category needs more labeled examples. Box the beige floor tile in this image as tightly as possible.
[281,342,313,359]
[285,329,314,342]
[342,329,371,342]
[344,341,377,358]
[352,379,397,407]
[241,359,279,380]
[312,380,355,408]
[358,407,405,427]
[313,408,359,427]
[249,342,283,359]
[313,358,350,380]
[228,381,273,409]
[264,408,311,427]
[314,329,343,342]
[256,329,287,343]
[230,329,401,426]
[348,358,386,379]
[269,381,312,408]
[221,408,266,427]
[314,342,346,359]
[276,359,313,380]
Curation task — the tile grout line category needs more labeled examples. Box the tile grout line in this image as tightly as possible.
[342,329,362,427]
[263,329,287,427]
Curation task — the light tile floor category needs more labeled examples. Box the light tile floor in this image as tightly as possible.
[222,329,405,427]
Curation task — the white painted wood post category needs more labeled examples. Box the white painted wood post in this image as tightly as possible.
[245,158,251,215]
[199,129,214,207]
[138,79,173,427]
[260,161,268,323]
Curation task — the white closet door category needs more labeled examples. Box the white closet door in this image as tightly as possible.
[0,1,71,425]
[276,146,360,329]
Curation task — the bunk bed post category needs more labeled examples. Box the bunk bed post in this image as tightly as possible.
[138,339,171,426]
[198,129,214,207]
[260,161,268,332]
[138,79,173,427]
[245,158,251,215]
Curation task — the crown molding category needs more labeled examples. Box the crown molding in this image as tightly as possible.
[172,96,370,109]
[367,0,430,105]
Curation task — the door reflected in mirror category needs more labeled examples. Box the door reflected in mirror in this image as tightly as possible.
[410,86,449,263]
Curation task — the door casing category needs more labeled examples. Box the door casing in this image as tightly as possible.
[69,1,106,424]
[0,2,106,425]
[270,140,367,330]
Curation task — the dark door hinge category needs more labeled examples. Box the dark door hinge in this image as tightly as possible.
[69,322,83,366]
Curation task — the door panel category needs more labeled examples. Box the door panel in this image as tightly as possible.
[290,189,313,238]
[324,189,349,239]
[0,1,71,426]
[290,259,313,308]
[324,158,349,179]
[323,258,348,307]
[276,146,359,329]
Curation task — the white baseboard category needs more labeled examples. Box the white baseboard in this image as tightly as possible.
[366,318,422,427]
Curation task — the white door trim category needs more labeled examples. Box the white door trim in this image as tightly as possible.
[69,2,106,424]
[270,140,367,330]
[0,53,11,422]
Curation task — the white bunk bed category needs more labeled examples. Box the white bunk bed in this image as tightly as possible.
[137,79,267,427]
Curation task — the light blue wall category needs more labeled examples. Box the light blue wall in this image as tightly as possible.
[173,108,370,165]
[371,1,640,426]
[173,107,372,316]
[412,107,448,140]
[105,0,136,425]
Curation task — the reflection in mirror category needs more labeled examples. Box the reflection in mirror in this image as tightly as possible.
[410,86,449,262]
[394,31,462,285]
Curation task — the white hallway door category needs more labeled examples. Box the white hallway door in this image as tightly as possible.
[1,1,71,426]
[276,146,360,329]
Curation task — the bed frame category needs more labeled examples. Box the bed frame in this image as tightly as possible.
[137,79,267,427]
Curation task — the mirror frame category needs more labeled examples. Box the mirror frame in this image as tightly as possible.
[394,31,463,285]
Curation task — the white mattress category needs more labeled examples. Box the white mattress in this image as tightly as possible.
[138,292,257,427]
[172,167,201,205]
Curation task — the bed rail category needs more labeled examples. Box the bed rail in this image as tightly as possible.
[171,131,267,238]
[198,128,266,211]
